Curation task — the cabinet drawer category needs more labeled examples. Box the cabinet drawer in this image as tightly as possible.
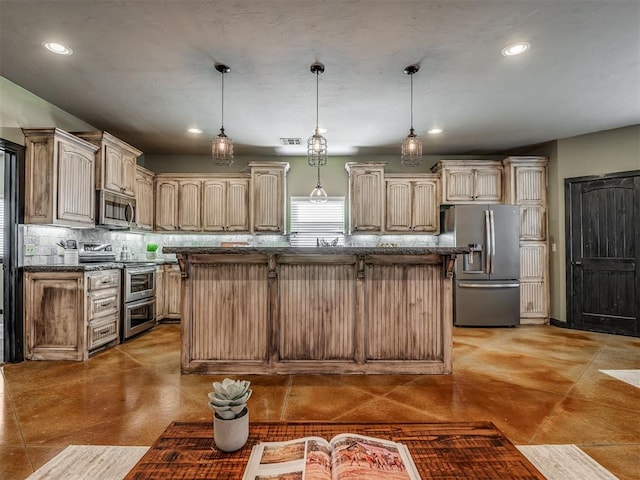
[88,315,119,350]
[88,289,119,319]
[88,270,120,291]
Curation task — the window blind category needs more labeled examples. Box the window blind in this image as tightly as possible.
[290,196,345,247]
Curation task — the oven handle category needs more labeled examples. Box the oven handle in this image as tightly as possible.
[126,266,157,275]
[124,297,157,309]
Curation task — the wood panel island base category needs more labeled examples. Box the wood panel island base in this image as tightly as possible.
[163,247,468,375]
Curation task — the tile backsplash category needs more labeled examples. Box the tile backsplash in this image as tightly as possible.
[19,225,440,266]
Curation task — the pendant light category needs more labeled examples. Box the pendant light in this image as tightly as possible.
[307,62,328,167]
[309,166,328,203]
[401,64,423,167]
[212,63,234,166]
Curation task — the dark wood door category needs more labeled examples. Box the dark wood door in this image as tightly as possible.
[566,171,640,336]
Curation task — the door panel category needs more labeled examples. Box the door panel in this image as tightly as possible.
[489,205,520,280]
[567,173,639,336]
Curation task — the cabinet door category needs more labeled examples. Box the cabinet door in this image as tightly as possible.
[57,138,95,225]
[412,179,439,233]
[155,180,179,230]
[351,168,384,232]
[103,144,125,194]
[178,180,202,231]
[474,167,502,203]
[443,168,475,203]
[202,180,226,232]
[520,205,546,240]
[24,273,85,361]
[252,169,284,232]
[165,265,181,319]
[135,169,154,230]
[226,179,250,232]
[520,242,549,320]
[385,180,412,232]
[121,153,137,197]
[155,266,165,320]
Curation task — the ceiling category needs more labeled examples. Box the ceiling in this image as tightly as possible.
[1,1,639,158]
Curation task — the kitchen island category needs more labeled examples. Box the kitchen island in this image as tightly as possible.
[163,246,468,375]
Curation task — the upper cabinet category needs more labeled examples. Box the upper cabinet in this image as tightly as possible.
[74,131,142,198]
[250,162,289,234]
[345,163,386,233]
[432,160,503,204]
[134,166,154,231]
[385,174,440,233]
[202,178,250,232]
[22,128,98,228]
[177,179,202,231]
[155,178,179,231]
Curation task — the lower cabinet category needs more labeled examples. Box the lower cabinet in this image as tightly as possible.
[24,269,121,361]
[155,263,180,321]
[519,241,549,322]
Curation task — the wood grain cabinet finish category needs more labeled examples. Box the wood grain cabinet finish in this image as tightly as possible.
[74,131,141,198]
[22,128,98,228]
[179,252,453,375]
[24,269,120,361]
[385,174,440,233]
[346,163,386,233]
[202,179,250,232]
[135,166,154,231]
[164,264,181,319]
[432,161,503,204]
[503,156,549,323]
[178,180,202,231]
[250,162,289,234]
[155,178,179,230]
[155,265,165,321]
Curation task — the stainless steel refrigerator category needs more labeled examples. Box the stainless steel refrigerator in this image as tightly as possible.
[440,205,520,326]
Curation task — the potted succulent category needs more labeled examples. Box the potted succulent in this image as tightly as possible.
[146,242,159,260]
[208,378,252,452]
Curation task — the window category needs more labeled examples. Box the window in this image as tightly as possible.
[0,196,3,258]
[290,196,345,247]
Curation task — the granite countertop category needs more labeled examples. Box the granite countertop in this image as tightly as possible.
[22,258,178,272]
[163,246,470,256]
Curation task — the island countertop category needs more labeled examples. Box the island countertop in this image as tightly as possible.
[163,245,469,256]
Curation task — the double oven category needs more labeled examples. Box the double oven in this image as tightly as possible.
[122,263,157,339]
[80,243,156,341]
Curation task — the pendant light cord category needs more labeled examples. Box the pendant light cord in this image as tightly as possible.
[315,70,319,130]
[410,72,414,131]
[316,165,321,186]
[220,72,225,130]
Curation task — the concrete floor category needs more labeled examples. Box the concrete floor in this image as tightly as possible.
[1,324,639,479]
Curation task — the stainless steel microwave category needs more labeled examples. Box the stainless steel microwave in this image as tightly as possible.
[96,190,136,228]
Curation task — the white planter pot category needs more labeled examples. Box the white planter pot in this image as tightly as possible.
[213,408,249,452]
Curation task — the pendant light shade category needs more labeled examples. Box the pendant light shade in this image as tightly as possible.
[212,64,234,166]
[309,166,328,203]
[307,62,328,167]
[401,64,423,167]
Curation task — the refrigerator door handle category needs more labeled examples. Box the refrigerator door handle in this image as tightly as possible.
[458,282,520,288]
[484,210,491,273]
[489,209,496,274]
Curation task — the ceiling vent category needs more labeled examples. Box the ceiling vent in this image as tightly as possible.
[280,138,301,145]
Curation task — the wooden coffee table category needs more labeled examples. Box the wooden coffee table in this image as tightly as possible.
[124,421,545,479]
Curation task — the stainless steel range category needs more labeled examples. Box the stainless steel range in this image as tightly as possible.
[79,243,157,340]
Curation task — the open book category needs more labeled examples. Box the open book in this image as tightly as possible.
[242,433,421,480]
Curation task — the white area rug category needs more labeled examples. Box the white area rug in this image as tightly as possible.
[599,369,640,388]
[27,445,149,480]
[518,444,618,480]
[28,443,618,480]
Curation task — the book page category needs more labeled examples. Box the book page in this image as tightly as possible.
[242,436,332,480]
[329,434,421,480]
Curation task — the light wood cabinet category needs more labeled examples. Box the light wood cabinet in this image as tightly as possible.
[135,166,154,231]
[178,179,202,231]
[74,131,141,198]
[165,264,181,319]
[22,128,98,228]
[155,265,166,321]
[385,174,440,233]
[503,156,549,323]
[155,178,179,231]
[346,163,386,233]
[432,160,503,204]
[24,269,120,361]
[202,179,249,232]
[250,162,289,233]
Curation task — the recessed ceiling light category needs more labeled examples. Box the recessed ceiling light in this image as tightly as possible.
[428,128,443,135]
[501,42,530,57]
[42,42,73,55]
[187,128,203,134]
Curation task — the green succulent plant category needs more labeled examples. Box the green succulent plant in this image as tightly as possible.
[146,243,159,252]
[208,378,252,420]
